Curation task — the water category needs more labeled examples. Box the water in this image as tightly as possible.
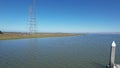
[0,34,120,68]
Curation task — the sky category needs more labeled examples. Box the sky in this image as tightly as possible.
[0,0,120,33]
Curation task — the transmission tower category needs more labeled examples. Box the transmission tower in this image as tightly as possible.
[28,0,37,34]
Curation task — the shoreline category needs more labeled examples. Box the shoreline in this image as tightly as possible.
[0,33,80,40]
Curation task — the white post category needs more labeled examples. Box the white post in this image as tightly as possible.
[109,41,116,68]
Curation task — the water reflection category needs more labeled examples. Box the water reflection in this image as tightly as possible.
[25,39,40,68]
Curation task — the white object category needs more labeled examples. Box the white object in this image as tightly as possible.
[112,41,116,47]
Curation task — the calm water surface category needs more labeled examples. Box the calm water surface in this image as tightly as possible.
[0,34,120,68]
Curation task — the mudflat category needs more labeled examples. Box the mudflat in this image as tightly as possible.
[0,32,80,40]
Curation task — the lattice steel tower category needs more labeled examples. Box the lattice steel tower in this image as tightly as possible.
[28,0,36,34]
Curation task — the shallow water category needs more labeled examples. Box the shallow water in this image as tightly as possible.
[0,34,120,68]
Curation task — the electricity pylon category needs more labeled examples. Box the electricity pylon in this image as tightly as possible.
[28,0,37,34]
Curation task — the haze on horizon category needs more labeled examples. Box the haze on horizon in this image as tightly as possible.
[0,0,120,33]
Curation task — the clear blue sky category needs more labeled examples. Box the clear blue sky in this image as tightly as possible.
[0,0,120,33]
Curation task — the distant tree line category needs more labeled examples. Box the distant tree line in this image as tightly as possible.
[0,30,3,34]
